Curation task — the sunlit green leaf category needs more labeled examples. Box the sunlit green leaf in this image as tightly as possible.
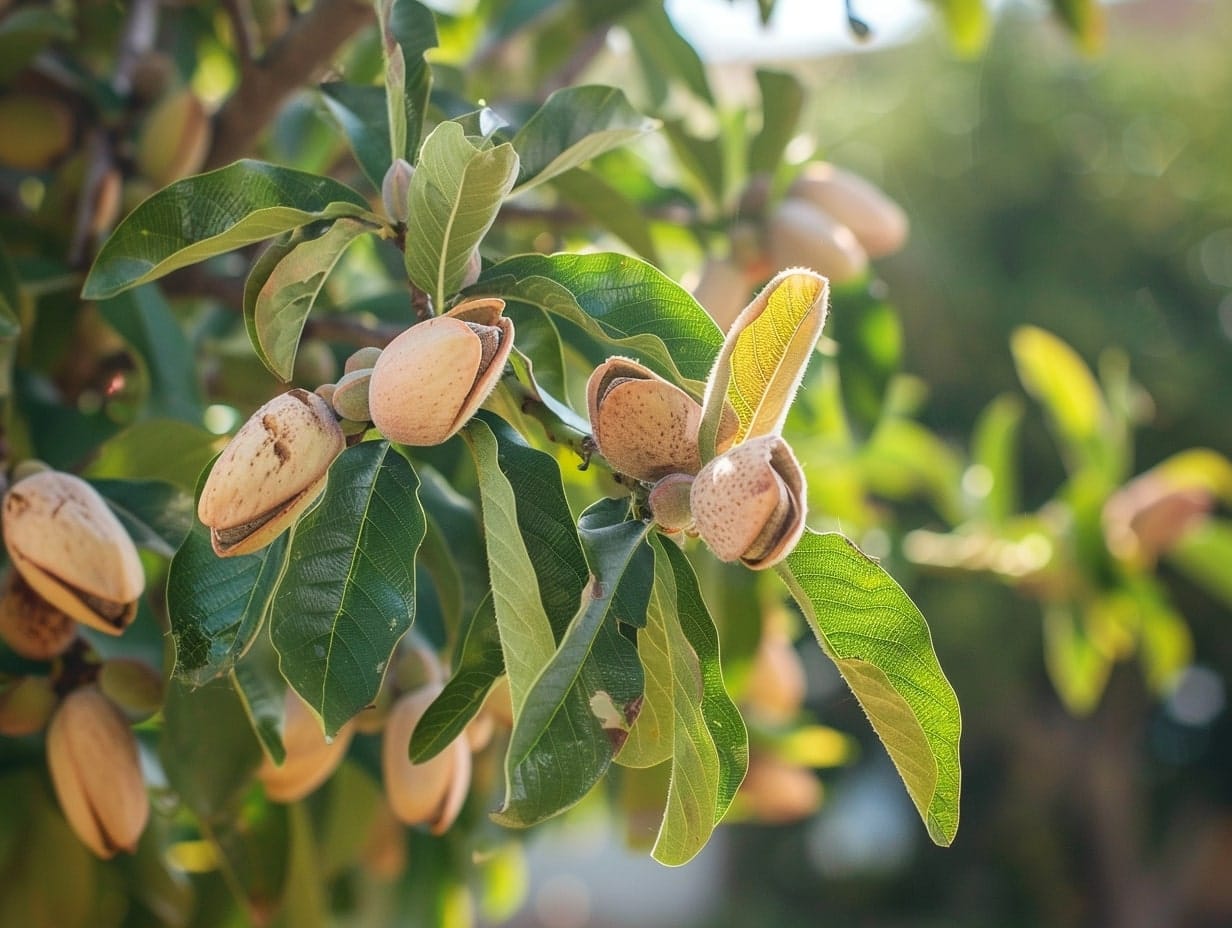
[969,394,1024,524]
[404,121,519,308]
[511,86,657,194]
[748,69,804,176]
[269,441,425,736]
[247,218,372,380]
[82,161,373,300]
[1169,518,1232,610]
[474,252,723,392]
[778,531,961,846]
[927,0,991,56]
[1011,325,1107,468]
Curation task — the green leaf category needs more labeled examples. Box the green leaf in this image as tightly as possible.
[927,0,991,56]
[91,477,193,558]
[699,269,829,459]
[464,417,558,713]
[417,465,488,630]
[778,531,961,846]
[624,4,713,105]
[279,805,327,928]
[550,168,660,263]
[1168,518,1232,610]
[168,498,289,687]
[497,498,652,826]
[474,252,723,391]
[1044,601,1113,715]
[511,86,657,194]
[0,238,21,338]
[1049,0,1104,53]
[160,677,263,822]
[388,0,437,163]
[320,83,394,190]
[660,540,747,824]
[662,119,725,206]
[748,69,805,176]
[643,539,729,867]
[969,395,1024,524]
[831,289,902,436]
[247,218,372,380]
[404,121,519,309]
[1011,326,1108,471]
[97,284,203,423]
[409,592,502,762]
[82,161,372,300]
[232,630,289,764]
[269,441,425,736]
[0,8,74,84]
[84,418,221,492]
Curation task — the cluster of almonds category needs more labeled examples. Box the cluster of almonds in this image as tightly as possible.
[0,467,152,858]
[198,297,514,557]
[589,270,828,570]
[255,646,512,844]
[695,162,908,332]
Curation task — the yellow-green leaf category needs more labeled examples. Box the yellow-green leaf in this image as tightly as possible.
[699,269,829,460]
[1011,326,1106,453]
[778,530,961,846]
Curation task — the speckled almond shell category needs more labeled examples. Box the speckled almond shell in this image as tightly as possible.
[689,434,806,570]
[2,471,145,634]
[382,685,469,829]
[198,389,344,555]
[258,691,355,803]
[368,302,514,447]
[587,357,736,483]
[46,687,149,858]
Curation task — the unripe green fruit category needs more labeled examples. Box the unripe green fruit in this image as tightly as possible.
[0,95,74,171]
[136,89,211,186]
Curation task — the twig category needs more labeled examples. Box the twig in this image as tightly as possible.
[223,0,257,66]
[70,0,159,268]
[206,0,376,169]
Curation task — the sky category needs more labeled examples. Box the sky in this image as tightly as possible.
[664,0,931,61]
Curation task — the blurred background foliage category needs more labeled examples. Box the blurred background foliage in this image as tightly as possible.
[0,0,1229,926]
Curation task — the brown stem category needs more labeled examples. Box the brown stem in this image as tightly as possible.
[206,0,376,169]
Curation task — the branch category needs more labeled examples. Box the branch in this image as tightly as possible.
[206,0,376,169]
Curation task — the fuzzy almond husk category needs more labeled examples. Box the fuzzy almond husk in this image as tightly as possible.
[369,298,513,447]
[587,357,737,483]
[382,685,472,833]
[690,434,806,569]
[46,687,149,858]
[787,162,909,258]
[258,691,355,803]
[693,258,755,333]
[3,471,144,635]
[198,389,344,557]
[767,198,868,285]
